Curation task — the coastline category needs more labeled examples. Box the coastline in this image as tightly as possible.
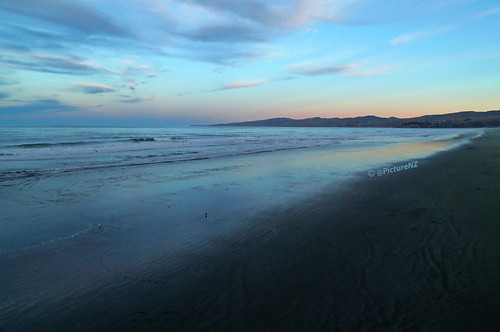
[1,129,498,331]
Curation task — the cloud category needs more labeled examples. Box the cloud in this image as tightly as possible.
[2,0,460,70]
[0,98,82,116]
[287,63,357,76]
[186,46,264,65]
[118,97,154,103]
[73,82,116,94]
[1,0,134,38]
[0,76,19,86]
[120,60,160,78]
[210,76,294,93]
[178,24,267,43]
[0,91,10,100]
[157,0,384,64]
[342,66,394,77]
[475,6,500,19]
[0,24,69,52]
[214,79,269,92]
[391,26,454,46]
[0,52,110,75]
[118,81,142,91]
[390,32,424,46]
[177,0,360,29]
[179,0,277,26]
[166,0,358,50]
[0,0,389,68]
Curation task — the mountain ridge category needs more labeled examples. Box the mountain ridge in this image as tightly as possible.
[210,110,500,128]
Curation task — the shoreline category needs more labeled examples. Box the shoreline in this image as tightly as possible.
[1,129,498,331]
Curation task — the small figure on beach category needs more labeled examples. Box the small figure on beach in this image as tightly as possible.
[205,212,208,218]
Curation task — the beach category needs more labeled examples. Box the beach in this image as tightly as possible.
[0,128,498,331]
[114,129,499,331]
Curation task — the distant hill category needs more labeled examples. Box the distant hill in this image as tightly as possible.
[211,110,500,128]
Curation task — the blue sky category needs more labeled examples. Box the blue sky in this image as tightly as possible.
[0,0,499,126]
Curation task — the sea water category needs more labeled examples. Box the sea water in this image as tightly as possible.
[0,126,481,180]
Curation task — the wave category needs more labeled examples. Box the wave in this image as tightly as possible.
[5,137,164,148]
[3,135,294,150]
[130,136,188,142]
[0,169,42,179]
[7,141,92,148]
[0,156,210,182]
[130,137,156,142]
[0,145,312,182]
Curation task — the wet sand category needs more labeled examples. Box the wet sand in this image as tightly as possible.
[1,129,499,331]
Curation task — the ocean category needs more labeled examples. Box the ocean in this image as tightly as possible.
[0,126,482,331]
[0,126,482,181]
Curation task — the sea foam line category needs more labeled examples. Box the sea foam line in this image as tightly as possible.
[0,225,94,256]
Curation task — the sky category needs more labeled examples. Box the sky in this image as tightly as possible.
[0,0,499,126]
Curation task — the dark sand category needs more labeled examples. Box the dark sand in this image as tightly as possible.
[2,129,499,331]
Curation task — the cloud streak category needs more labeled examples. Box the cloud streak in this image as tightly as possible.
[73,82,116,94]
[342,66,394,77]
[287,63,357,76]
[118,97,154,103]
[177,0,363,29]
[1,0,134,38]
[391,32,424,46]
[214,79,269,92]
[211,76,294,93]
[475,6,500,19]
[0,76,18,86]
[178,24,267,43]
[391,26,454,46]
[0,98,82,116]
[0,52,110,75]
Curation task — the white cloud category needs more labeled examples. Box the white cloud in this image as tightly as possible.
[73,82,116,94]
[391,32,424,46]
[475,6,500,19]
[0,51,111,75]
[119,96,154,103]
[342,66,394,77]
[216,79,269,91]
[391,26,454,46]
[287,62,357,76]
